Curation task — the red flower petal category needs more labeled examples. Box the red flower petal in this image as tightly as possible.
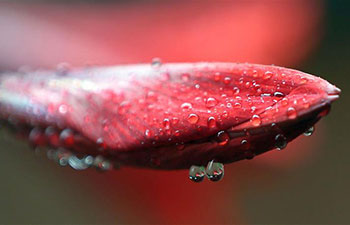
[0,63,340,170]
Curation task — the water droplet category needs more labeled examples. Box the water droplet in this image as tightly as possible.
[300,77,308,84]
[181,102,192,110]
[97,138,107,151]
[56,62,71,75]
[187,113,199,124]
[207,117,217,128]
[214,72,221,81]
[45,126,59,147]
[263,71,273,80]
[151,57,162,67]
[234,103,241,108]
[145,129,152,138]
[217,131,229,146]
[287,107,297,119]
[189,165,205,182]
[163,118,170,129]
[206,160,224,182]
[251,115,261,127]
[303,126,314,136]
[29,127,46,146]
[94,155,112,171]
[59,129,75,147]
[241,139,250,150]
[206,97,217,108]
[275,134,287,150]
[58,104,68,114]
[274,91,285,97]
[224,77,231,84]
[281,97,289,106]
[68,155,91,170]
[181,73,190,82]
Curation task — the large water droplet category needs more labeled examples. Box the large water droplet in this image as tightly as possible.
[217,131,230,146]
[274,91,285,97]
[189,165,205,182]
[275,134,287,150]
[187,113,199,124]
[68,155,91,170]
[303,126,314,136]
[287,107,297,119]
[29,127,46,146]
[206,160,224,182]
[207,117,217,128]
[59,129,75,147]
[206,97,218,108]
[263,71,273,80]
[251,115,261,127]
[181,102,192,110]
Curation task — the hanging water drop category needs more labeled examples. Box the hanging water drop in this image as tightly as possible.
[217,130,230,146]
[189,165,205,182]
[275,134,287,150]
[287,107,297,119]
[303,126,314,136]
[205,160,224,182]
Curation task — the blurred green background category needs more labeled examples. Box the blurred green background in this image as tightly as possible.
[0,0,349,224]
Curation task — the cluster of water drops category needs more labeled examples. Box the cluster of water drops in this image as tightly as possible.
[189,160,224,182]
[47,148,113,171]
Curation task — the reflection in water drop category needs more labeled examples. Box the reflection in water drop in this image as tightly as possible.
[189,165,205,182]
[206,160,224,182]
[303,126,314,136]
[275,134,287,150]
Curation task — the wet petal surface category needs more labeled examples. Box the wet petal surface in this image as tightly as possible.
[0,63,340,169]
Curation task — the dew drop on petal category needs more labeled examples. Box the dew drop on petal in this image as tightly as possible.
[287,107,297,119]
[206,160,224,182]
[58,104,68,114]
[224,77,231,84]
[300,77,308,84]
[163,118,170,129]
[151,57,162,67]
[96,138,107,151]
[275,134,287,150]
[274,91,285,97]
[251,114,262,127]
[181,73,190,82]
[263,71,273,80]
[206,97,218,108]
[189,165,205,183]
[145,129,151,138]
[187,113,199,124]
[303,126,314,136]
[217,131,230,146]
[281,97,289,106]
[60,129,75,147]
[181,102,192,110]
[207,116,217,128]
